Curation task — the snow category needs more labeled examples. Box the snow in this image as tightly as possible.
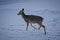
[0,0,60,40]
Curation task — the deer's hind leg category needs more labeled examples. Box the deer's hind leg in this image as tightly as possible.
[37,21,42,30]
[38,21,46,34]
[42,24,46,34]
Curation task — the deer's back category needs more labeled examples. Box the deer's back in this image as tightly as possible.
[25,15,43,23]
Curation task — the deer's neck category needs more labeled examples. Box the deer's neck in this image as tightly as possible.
[21,12,27,21]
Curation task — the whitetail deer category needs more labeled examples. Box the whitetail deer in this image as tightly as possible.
[17,8,46,34]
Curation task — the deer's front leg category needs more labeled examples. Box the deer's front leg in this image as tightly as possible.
[30,23,36,29]
[26,22,29,31]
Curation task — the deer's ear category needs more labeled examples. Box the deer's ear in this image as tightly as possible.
[22,8,24,11]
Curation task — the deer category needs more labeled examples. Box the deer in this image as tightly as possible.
[17,8,46,34]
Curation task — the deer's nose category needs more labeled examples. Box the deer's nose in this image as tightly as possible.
[17,13,19,15]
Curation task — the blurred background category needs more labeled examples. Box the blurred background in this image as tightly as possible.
[0,0,60,40]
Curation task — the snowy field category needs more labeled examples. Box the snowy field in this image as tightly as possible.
[0,0,60,40]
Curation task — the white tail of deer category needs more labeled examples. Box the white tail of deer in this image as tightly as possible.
[17,8,46,34]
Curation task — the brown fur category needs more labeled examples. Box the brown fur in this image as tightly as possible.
[17,8,46,34]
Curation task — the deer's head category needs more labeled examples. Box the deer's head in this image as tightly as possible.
[17,8,24,15]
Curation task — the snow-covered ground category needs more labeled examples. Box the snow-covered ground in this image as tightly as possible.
[0,0,60,40]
